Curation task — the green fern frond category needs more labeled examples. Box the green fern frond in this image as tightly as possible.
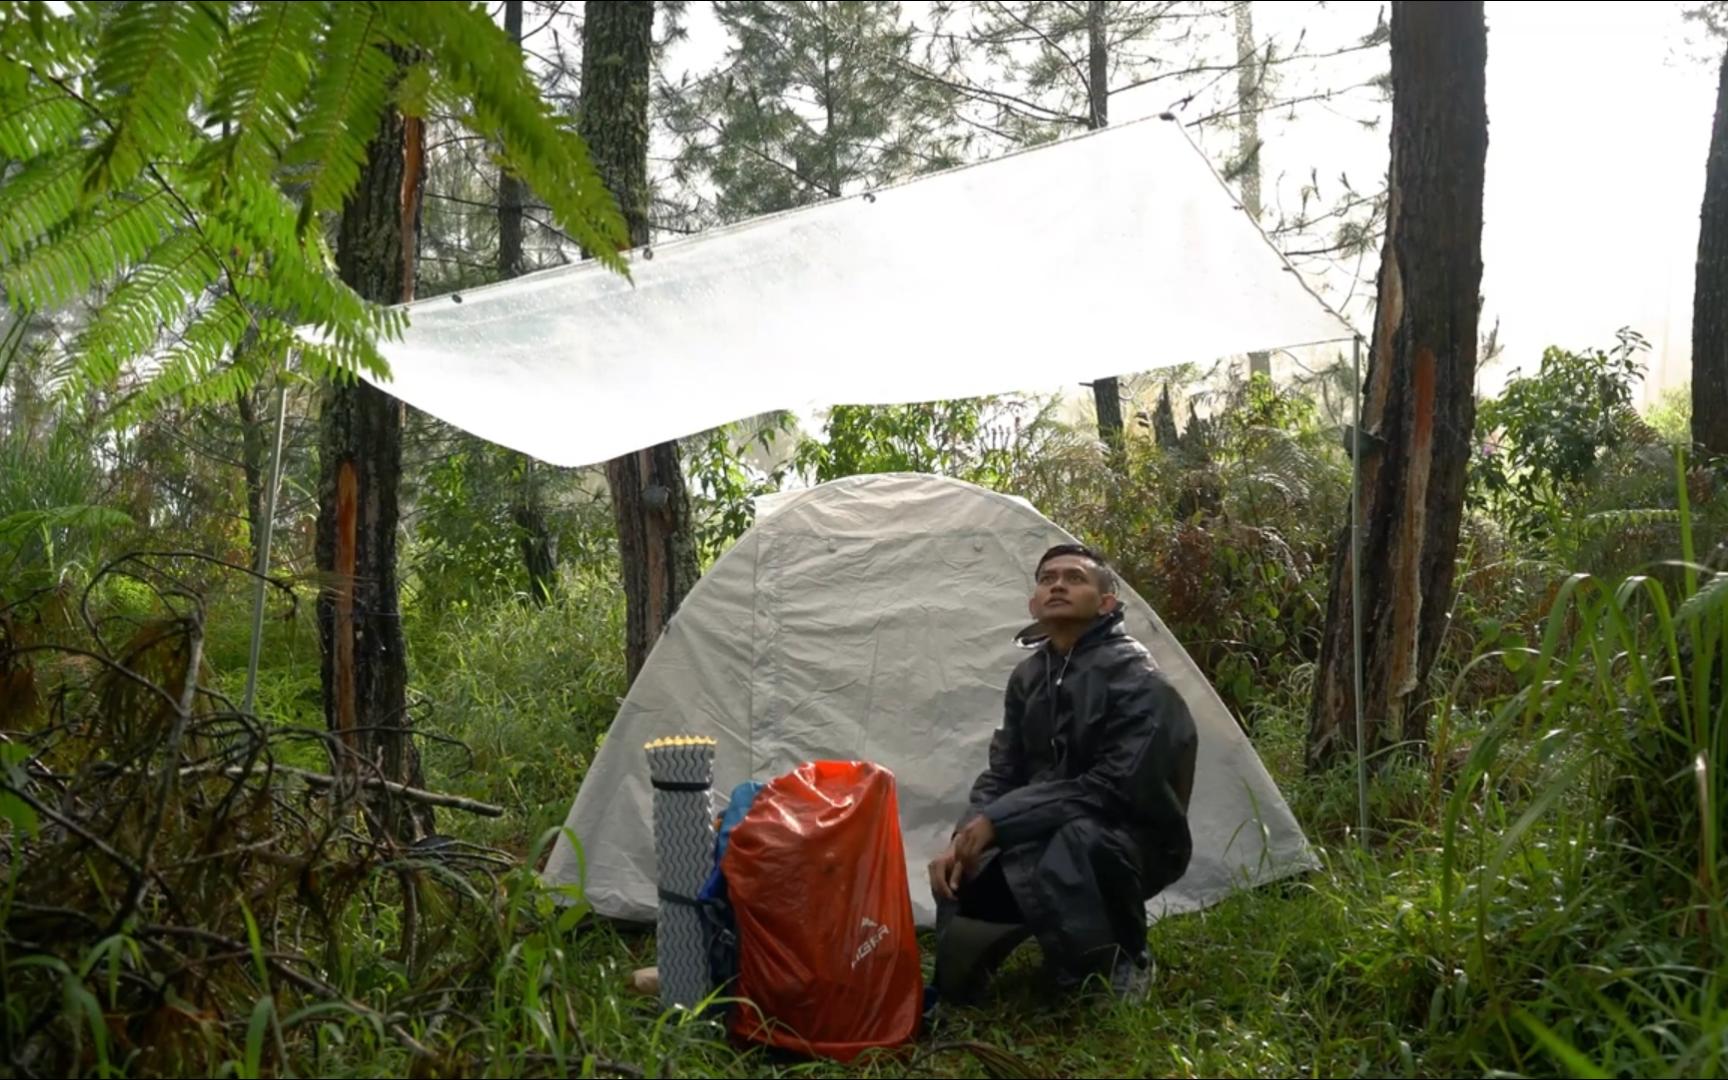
[226,269,396,379]
[201,169,308,258]
[2,186,179,309]
[209,172,403,349]
[199,0,323,193]
[1677,569,1728,623]
[133,291,251,403]
[86,1,229,194]
[1244,471,1306,503]
[0,505,134,548]
[2,0,624,415]
[203,174,400,380]
[283,3,396,224]
[1579,508,1683,533]
[1237,427,1326,498]
[0,75,86,162]
[1612,401,1662,446]
[0,147,84,261]
[380,2,630,269]
[75,231,223,386]
[111,311,288,428]
[0,1,98,76]
[290,333,378,386]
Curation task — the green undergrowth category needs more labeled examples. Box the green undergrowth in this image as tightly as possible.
[8,446,1725,1077]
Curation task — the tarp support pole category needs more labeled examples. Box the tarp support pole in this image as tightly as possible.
[1350,333,1369,841]
[242,381,289,716]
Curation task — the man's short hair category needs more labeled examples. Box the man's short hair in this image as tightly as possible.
[1035,543,1117,594]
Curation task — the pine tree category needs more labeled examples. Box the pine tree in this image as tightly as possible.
[1306,0,1487,773]
[1694,39,1728,458]
[580,0,702,684]
[316,78,430,841]
[658,0,969,224]
[497,0,558,605]
[1234,1,1271,380]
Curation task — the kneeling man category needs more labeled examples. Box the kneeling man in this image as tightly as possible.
[930,544,1198,1000]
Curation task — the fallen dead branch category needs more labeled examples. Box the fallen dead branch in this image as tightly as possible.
[224,763,506,817]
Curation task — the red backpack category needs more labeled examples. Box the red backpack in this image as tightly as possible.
[719,760,922,1062]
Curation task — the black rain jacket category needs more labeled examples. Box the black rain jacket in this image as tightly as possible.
[963,608,1199,923]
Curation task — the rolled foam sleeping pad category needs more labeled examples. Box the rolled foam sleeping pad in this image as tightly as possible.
[646,736,717,1012]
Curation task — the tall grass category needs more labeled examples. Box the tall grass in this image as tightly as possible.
[1430,450,1727,1078]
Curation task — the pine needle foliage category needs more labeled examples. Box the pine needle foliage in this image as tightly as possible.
[0,0,628,414]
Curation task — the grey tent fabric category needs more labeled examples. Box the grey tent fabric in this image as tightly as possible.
[542,473,1317,927]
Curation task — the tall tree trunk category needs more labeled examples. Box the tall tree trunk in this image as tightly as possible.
[499,1,527,282]
[1694,47,1728,459]
[1306,1,1486,772]
[317,87,431,840]
[581,0,699,684]
[514,488,557,605]
[821,0,840,198]
[237,388,267,573]
[1152,382,1180,450]
[498,0,557,605]
[1086,0,1124,445]
[1236,2,1271,380]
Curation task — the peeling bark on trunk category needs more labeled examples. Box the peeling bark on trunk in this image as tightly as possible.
[1086,0,1123,445]
[1307,1,1486,772]
[317,91,431,840]
[1694,47,1728,459]
[581,0,700,683]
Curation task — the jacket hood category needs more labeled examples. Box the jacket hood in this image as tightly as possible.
[1012,606,1126,651]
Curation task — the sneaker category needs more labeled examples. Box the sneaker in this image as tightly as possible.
[1043,953,1151,1003]
[1107,954,1153,1002]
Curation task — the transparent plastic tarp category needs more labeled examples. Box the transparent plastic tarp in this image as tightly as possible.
[354,116,1352,467]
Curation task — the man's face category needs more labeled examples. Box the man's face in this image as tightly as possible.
[1028,554,1118,625]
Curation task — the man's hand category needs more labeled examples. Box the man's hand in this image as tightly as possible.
[930,816,997,902]
[928,844,965,902]
[952,814,996,867]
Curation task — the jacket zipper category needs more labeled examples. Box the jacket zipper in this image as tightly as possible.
[1049,651,1072,765]
[1040,613,1115,768]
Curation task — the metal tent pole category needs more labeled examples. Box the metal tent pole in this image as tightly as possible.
[1351,334,1369,840]
[242,382,290,716]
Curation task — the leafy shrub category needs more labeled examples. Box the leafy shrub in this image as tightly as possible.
[404,426,615,614]
[794,395,1061,491]
[685,414,796,565]
[1472,329,1655,544]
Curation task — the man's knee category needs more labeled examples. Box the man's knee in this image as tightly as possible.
[1049,815,1109,849]
[1047,816,1134,868]
[1037,817,1144,901]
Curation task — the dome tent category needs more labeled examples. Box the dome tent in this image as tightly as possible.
[542,472,1317,927]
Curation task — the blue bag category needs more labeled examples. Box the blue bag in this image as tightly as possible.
[695,779,764,991]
